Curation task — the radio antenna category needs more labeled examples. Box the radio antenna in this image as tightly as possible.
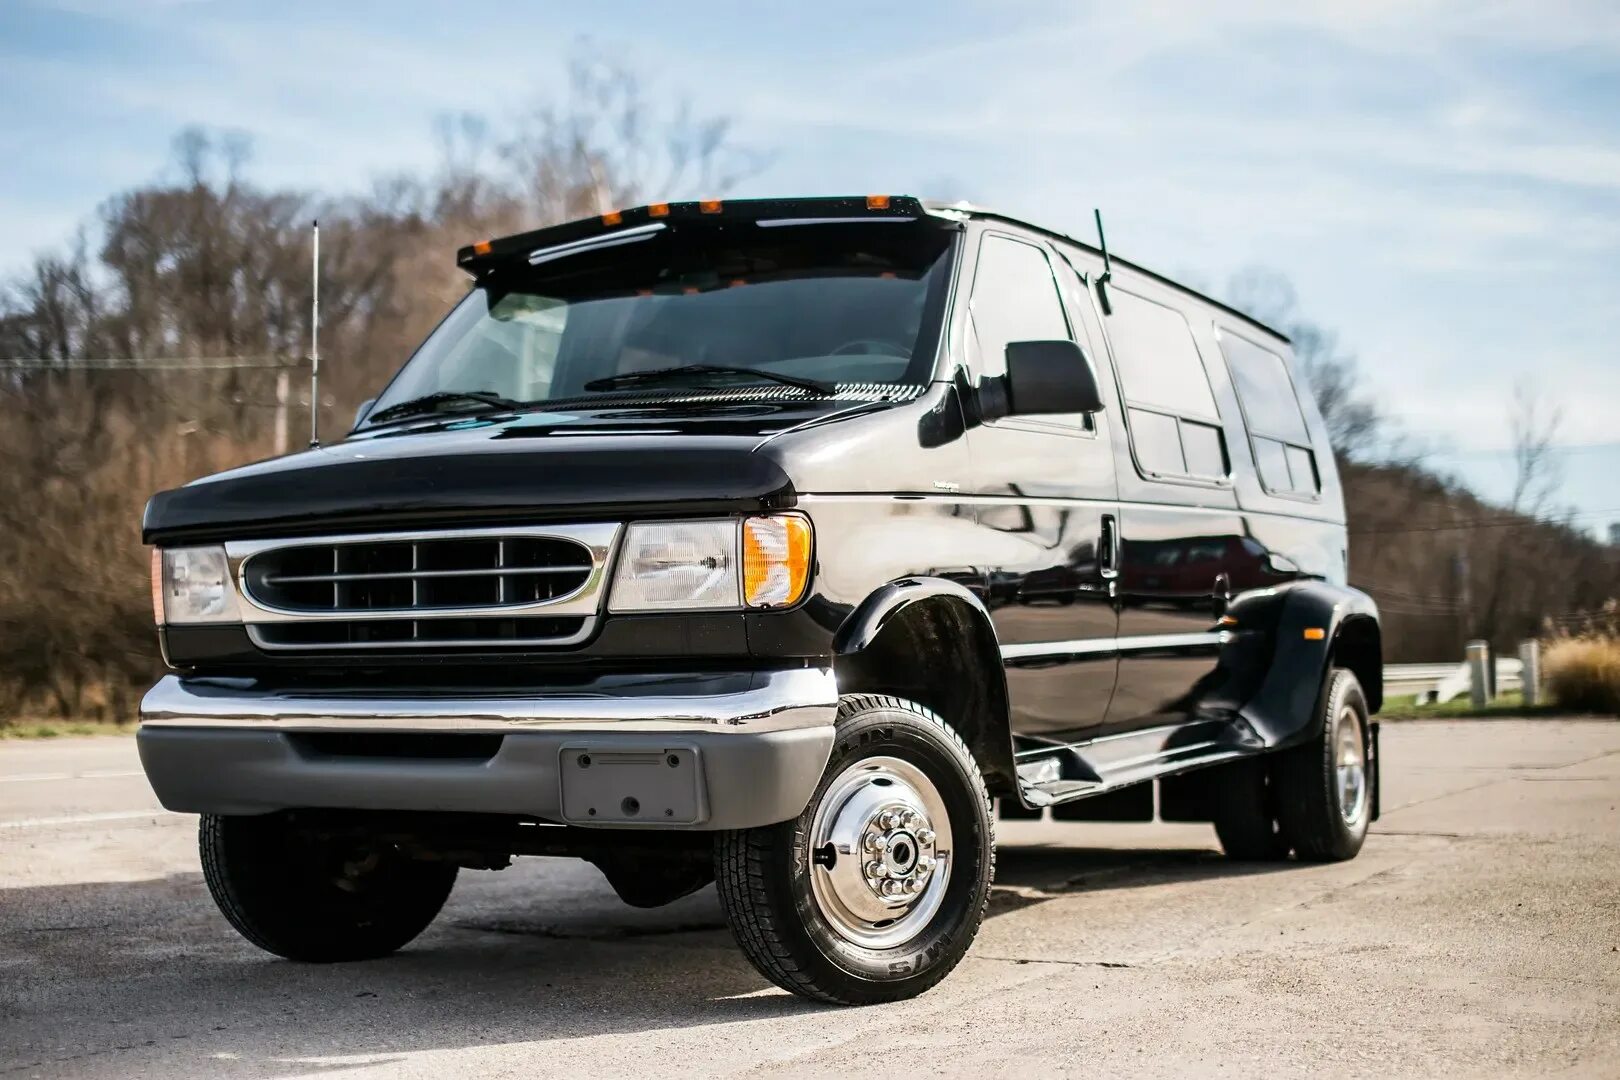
[1093,208,1114,316]
[308,220,320,447]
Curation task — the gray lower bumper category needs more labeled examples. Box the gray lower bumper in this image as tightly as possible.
[137,669,838,830]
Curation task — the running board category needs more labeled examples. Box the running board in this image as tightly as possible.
[1014,719,1258,808]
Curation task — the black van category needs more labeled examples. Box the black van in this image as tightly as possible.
[139,196,1381,1005]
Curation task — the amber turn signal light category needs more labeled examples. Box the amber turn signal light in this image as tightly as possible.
[742,515,812,608]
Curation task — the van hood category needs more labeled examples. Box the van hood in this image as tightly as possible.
[141,406,812,544]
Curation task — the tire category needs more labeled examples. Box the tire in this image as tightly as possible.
[714,695,995,1005]
[1211,757,1290,861]
[200,812,458,962]
[1274,667,1373,862]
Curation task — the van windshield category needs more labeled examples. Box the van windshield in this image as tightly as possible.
[365,221,954,424]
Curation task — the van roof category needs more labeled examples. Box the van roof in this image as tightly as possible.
[457,195,1289,345]
[922,199,1290,344]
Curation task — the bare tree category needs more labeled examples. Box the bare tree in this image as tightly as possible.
[1507,379,1563,517]
[499,54,768,227]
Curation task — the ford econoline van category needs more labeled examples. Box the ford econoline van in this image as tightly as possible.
[139,196,1381,1004]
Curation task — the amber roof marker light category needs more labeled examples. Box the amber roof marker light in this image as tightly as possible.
[601,210,623,226]
[699,199,723,214]
[648,202,670,218]
[866,194,891,210]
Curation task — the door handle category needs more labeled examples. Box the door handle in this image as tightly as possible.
[1099,515,1120,580]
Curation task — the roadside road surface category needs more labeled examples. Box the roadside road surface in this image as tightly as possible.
[2,720,1617,1078]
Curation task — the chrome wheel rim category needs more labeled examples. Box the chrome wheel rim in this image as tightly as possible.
[1335,706,1368,826]
[807,755,953,949]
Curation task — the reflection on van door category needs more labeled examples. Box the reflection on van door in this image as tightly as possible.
[1107,507,1243,732]
[958,229,1120,747]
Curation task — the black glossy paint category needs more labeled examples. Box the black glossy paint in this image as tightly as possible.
[146,203,1379,806]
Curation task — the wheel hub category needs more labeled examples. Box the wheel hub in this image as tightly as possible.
[861,808,938,902]
[808,756,953,948]
[1335,705,1368,826]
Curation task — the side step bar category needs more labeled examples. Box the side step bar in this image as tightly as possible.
[1012,718,1258,809]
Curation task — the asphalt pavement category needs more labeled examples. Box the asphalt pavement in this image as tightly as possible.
[1,720,1617,1079]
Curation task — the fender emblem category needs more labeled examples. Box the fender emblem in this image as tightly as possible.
[932,481,961,493]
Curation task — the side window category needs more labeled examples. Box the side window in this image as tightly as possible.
[967,233,1096,432]
[967,234,1072,379]
[1219,330,1320,497]
[1107,289,1228,481]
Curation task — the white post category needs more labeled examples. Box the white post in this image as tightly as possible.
[1519,639,1541,707]
[273,368,289,456]
[1466,640,1491,709]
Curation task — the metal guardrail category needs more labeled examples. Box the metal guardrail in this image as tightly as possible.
[1385,659,1523,704]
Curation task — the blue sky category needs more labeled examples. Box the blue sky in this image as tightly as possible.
[3,0,1618,536]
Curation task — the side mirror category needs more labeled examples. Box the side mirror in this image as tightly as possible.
[999,340,1105,417]
[352,397,377,430]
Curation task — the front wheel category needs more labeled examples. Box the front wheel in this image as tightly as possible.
[200,812,458,962]
[715,695,995,1005]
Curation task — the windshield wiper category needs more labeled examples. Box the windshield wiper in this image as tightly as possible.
[364,390,524,426]
[582,364,836,396]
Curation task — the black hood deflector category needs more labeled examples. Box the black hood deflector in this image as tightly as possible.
[142,435,794,544]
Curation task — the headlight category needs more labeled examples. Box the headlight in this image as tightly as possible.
[153,545,241,625]
[608,515,811,613]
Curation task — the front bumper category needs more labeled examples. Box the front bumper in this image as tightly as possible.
[137,668,837,830]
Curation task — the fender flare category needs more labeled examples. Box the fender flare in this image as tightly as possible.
[831,577,1019,798]
[1238,579,1382,748]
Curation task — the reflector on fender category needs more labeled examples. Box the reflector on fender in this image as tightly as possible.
[1304,627,1326,640]
[742,515,812,608]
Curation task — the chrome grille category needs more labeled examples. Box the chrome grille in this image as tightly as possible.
[227,523,619,652]
[243,535,593,613]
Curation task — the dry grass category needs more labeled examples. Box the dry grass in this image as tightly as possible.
[1543,636,1620,716]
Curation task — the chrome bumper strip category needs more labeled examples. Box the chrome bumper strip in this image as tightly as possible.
[139,668,838,735]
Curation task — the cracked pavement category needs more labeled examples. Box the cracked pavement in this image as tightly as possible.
[1,719,1617,1078]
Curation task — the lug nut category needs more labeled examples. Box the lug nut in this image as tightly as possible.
[904,877,920,893]
[882,880,902,897]
[916,828,935,846]
[880,810,899,830]
[871,835,888,852]
[915,856,932,874]
[863,832,879,851]
[902,810,919,829]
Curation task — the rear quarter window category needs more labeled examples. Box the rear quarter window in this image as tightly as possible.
[1217,329,1320,498]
